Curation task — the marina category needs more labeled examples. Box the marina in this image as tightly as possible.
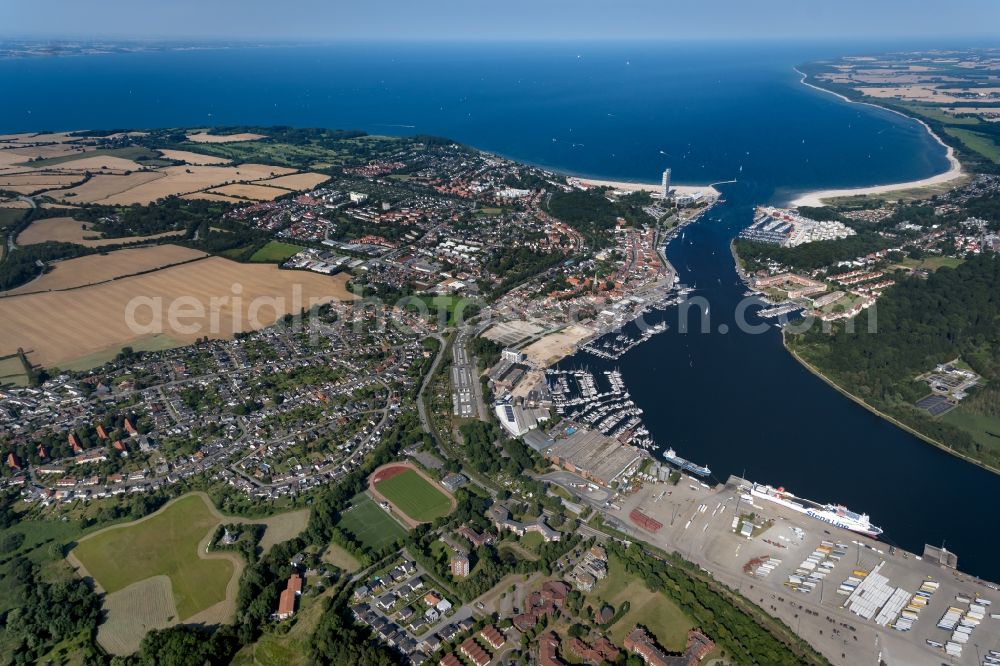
[579,321,669,360]
[546,366,713,476]
[756,302,805,319]
[546,368,654,449]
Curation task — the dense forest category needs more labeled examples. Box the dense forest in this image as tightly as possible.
[0,557,103,665]
[0,240,96,291]
[483,246,566,298]
[468,336,502,369]
[69,198,231,238]
[545,188,653,247]
[789,254,1000,465]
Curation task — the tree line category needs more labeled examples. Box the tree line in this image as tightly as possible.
[790,254,1000,466]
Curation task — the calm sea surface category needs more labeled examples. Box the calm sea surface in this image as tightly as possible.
[3,42,996,579]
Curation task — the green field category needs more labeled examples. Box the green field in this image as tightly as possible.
[897,256,965,272]
[945,128,1000,164]
[179,135,404,169]
[519,531,543,552]
[942,406,1000,453]
[337,493,407,549]
[0,207,27,230]
[374,469,453,523]
[0,354,29,387]
[322,543,361,573]
[587,554,692,651]
[895,102,982,126]
[71,494,234,620]
[249,241,305,263]
[402,294,481,327]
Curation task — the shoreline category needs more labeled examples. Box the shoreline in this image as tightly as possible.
[569,176,721,200]
[731,240,1000,477]
[787,68,964,208]
[782,331,1000,478]
[534,194,720,371]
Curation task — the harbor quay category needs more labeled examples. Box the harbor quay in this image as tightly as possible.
[546,471,1000,666]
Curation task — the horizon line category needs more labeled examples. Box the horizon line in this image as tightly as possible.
[2,34,1000,44]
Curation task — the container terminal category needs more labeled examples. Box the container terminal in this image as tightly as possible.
[542,470,1000,666]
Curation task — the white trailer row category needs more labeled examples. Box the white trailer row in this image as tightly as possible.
[843,562,913,622]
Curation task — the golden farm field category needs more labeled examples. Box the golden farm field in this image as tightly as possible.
[209,182,291,200]
[187,132,267,143]
[3,244,208,295]
[43,164,296,205]
[0,172,87,193]
[0,258,356,369]
[16,216,185,247]
[254,172,330,190]
[43,171,165,203]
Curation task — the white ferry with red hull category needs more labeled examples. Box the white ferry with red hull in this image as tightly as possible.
[749,482,883,538]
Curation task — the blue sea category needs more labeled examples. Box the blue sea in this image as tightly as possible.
[0,41,946,196]
[4,41,996,579]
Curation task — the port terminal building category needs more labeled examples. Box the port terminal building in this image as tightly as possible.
[543,429,643,488]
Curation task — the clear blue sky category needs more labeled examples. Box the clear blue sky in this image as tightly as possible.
[4,0,1000,41]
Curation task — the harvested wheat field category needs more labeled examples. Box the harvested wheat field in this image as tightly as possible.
[17,217,184,247]
[157,149,232,165]
[255,172,331,191]
[208,183,291,201]
[187,132,266,143]
[6,144,93,160]
[3,245,208,295]
[20,131,83,143]
[0,148,28,173]
[96,576,178,656]
[40,164,299,205]
[43,171,164,203]
[52,155,147,172]
[74,164,294,205]
[0,173,87,193]
[0,132,39,142]
[0,150,33,168]
[0,259,356,368]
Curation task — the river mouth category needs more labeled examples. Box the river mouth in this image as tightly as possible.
[557,178,999,582]
[0,41,988,577]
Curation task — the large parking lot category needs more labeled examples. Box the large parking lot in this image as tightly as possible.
[587,474,1000,666]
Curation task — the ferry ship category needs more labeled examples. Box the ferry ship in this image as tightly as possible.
[663,448,711,477]
[749,483,883,538]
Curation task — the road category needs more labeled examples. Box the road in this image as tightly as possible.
[416,333,446,438]
[4,196,35,255]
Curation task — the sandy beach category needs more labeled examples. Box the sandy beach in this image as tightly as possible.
[569,176,720,199]
[788,69,964,208]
